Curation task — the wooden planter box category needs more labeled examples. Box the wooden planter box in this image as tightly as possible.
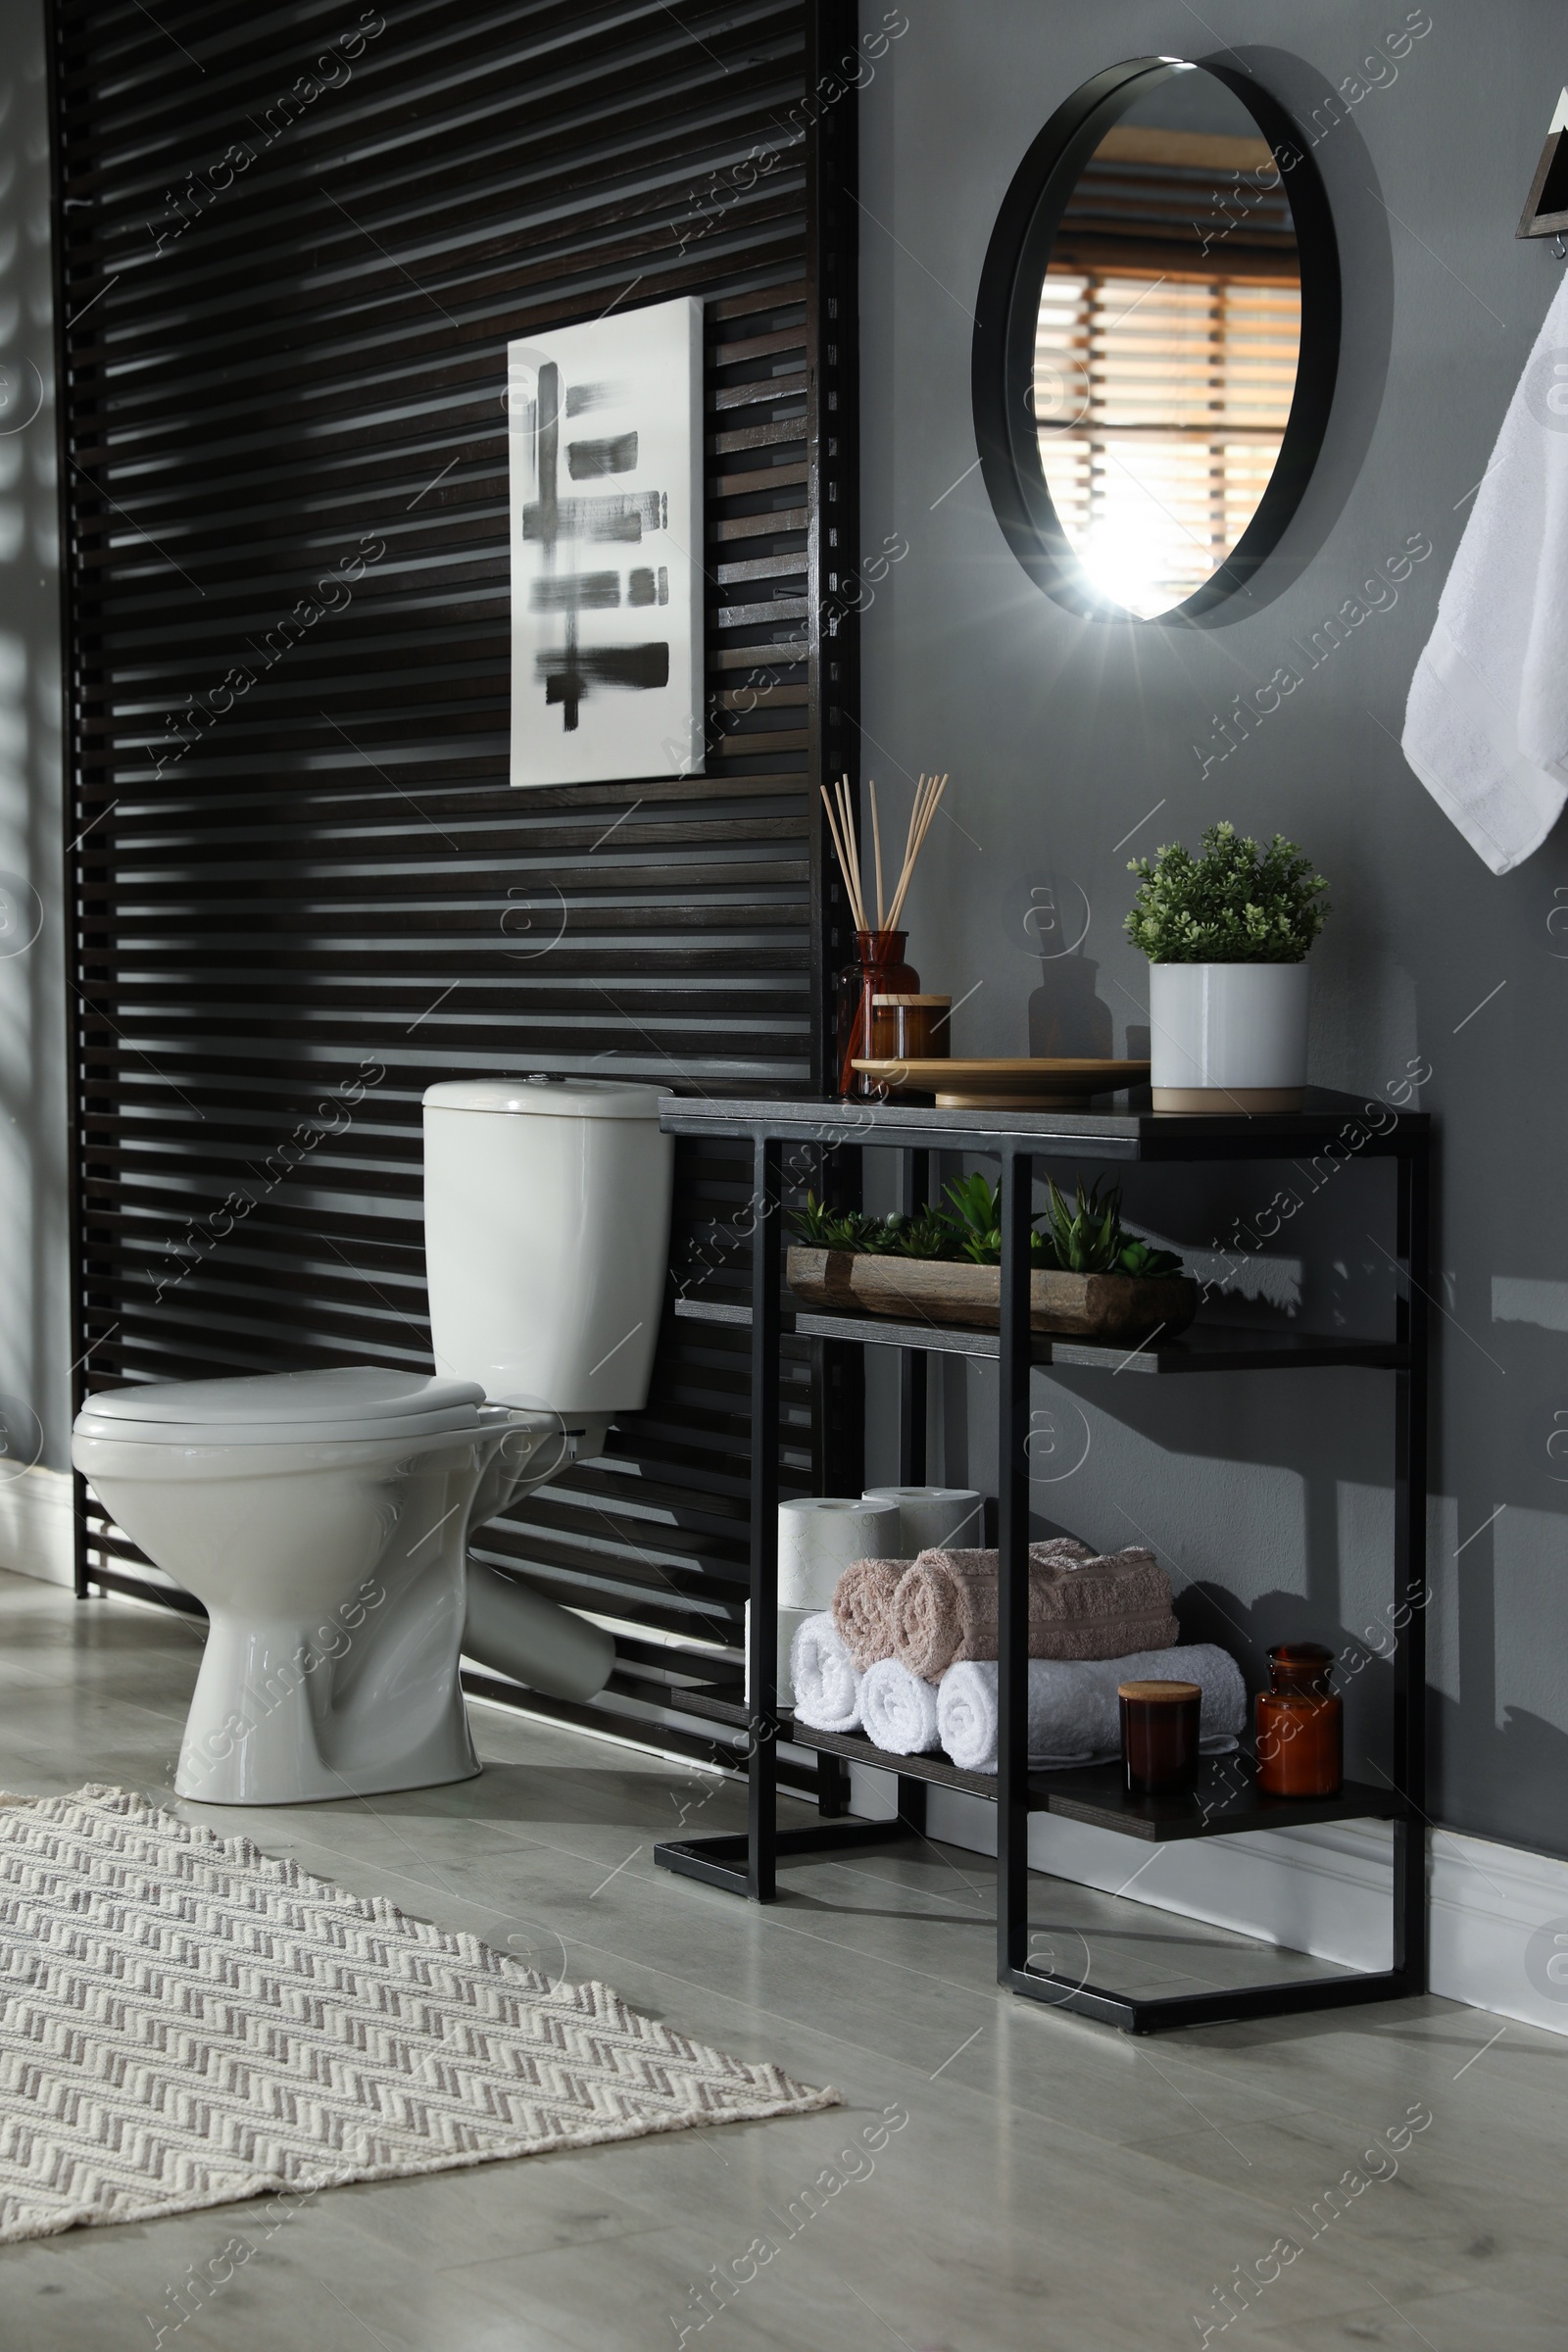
[785,1247,1198,1343]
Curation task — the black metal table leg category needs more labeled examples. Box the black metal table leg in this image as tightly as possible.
[656,1130,923,1897]
[746,1134,783,1900]
[998,1134,1433,2032]
[816,1748,852,1817]
[1392,1136,1431,1992]
[997,1148,1034,1988]
[1004,1964,1420,2034]
[899,1146,928,1483]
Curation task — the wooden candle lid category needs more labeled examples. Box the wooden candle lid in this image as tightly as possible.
[1117,1680,1201,1702]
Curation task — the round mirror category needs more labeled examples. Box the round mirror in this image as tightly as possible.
[973,59,1339,623]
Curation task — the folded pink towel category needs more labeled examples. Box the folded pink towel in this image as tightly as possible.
[892,1542,1176,1679]
[830,1556,909,1671]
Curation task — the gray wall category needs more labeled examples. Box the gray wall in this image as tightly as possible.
[858,2,1568,1854]
[0,0,68,1480]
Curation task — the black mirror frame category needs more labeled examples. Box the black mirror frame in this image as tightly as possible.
[971,57,1342,625]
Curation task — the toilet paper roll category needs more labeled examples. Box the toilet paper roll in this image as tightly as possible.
[861,1486,984,1555]
[777,1496,902,1612]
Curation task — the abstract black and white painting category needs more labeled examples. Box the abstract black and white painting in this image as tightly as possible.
[508,295,704,786]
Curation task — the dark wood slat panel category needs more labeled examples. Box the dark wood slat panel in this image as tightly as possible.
[53,0,862,1753]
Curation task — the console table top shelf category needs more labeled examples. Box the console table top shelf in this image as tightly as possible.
[658,1087,1430,1162]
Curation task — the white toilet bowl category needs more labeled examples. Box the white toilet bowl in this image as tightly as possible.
[71,1078,673,1807]
[72,1369,567,1805]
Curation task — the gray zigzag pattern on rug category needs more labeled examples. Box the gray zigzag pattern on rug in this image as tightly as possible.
[0,1785,838,2242]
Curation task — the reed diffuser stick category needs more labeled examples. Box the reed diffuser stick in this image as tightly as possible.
[819,779,866,932]
[886,769,948,933]
[869,779,885,931]
[821,768,949,939]
[912,769,947,859]
[836,775,866,928]
[898,772,926,898]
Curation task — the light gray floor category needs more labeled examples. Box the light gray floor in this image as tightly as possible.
[0,1569,1559,2352]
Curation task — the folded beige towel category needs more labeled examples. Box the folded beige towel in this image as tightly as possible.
[892,1542,1176,1679]
[830,1556,909,1671]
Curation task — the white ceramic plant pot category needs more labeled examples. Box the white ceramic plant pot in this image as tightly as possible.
[1148,961,1309,1112]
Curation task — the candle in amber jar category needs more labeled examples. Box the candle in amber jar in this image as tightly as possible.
[871,994,953,1060]
[1255,1642,1343,1797]
[1118,1680,1201,1794]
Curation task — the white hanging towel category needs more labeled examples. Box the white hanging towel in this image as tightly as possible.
[1401,268,1568,873]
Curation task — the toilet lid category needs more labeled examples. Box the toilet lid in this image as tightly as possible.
[73,1367,492,1447]
[423,1076,666,1119]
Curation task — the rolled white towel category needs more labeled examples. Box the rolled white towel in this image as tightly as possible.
[937,1643,1247,1775]
[859,1656,941,1755]
[1111,1642,1247,1740]
[789,1612,863,1732]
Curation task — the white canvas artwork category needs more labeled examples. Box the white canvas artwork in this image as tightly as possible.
[508,295,704,787]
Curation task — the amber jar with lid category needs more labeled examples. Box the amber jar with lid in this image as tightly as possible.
[835,930,919,1098]
[1255,1642,1343,1797]
[1118,1679,1201,1794]
[871,994,952,1060]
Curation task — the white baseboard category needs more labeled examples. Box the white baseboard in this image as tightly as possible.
[1426,1825,1568,2035]
[851,1766,1568,2038]
[0,1466,74,1589]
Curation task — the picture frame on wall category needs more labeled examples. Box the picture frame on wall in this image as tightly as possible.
[508,295,705,787]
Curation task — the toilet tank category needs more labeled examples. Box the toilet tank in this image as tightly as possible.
[422,1078,673,1416]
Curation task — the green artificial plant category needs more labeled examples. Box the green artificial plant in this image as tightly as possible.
[788,1177,1184,1279]
[1124,821,1330,963]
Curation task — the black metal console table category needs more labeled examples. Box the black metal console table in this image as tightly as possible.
[653,1091,1430,2034]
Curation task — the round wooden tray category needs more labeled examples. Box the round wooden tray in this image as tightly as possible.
[852,1056,1150,1108]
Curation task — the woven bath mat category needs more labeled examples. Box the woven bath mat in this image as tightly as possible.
[0,1785,837,2242]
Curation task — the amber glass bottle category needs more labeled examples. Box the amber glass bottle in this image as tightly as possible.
[835,930,919,1097]
[1256,1642,1343,1797]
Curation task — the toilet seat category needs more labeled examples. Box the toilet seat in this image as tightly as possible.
[70,1072,670,1809]
[74,1366,494,1449]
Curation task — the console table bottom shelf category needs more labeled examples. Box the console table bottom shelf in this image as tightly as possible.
[652,1729,1422,2034]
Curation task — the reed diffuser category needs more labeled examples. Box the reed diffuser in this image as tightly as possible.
[820,770,949,1099]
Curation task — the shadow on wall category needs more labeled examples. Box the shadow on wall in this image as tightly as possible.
[1010,868,1118,1056]
[0,22,68,1483]
[1028,951,1112,1058]
[1178,1575,1568,1875]
[930,1142,1568,1860]
[1005,1351,1568,1862]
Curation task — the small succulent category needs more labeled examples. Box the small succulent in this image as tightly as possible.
[943,1171,1004,1264]
[855,1212,908,1255]
[935,1172,1100,1270]
[1035,1176,1121,1273]
[1116,1234,1185,1279]
[789,1191,864,1250]
[1035,1177,1186,1277]
[896,1204,954,1259]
